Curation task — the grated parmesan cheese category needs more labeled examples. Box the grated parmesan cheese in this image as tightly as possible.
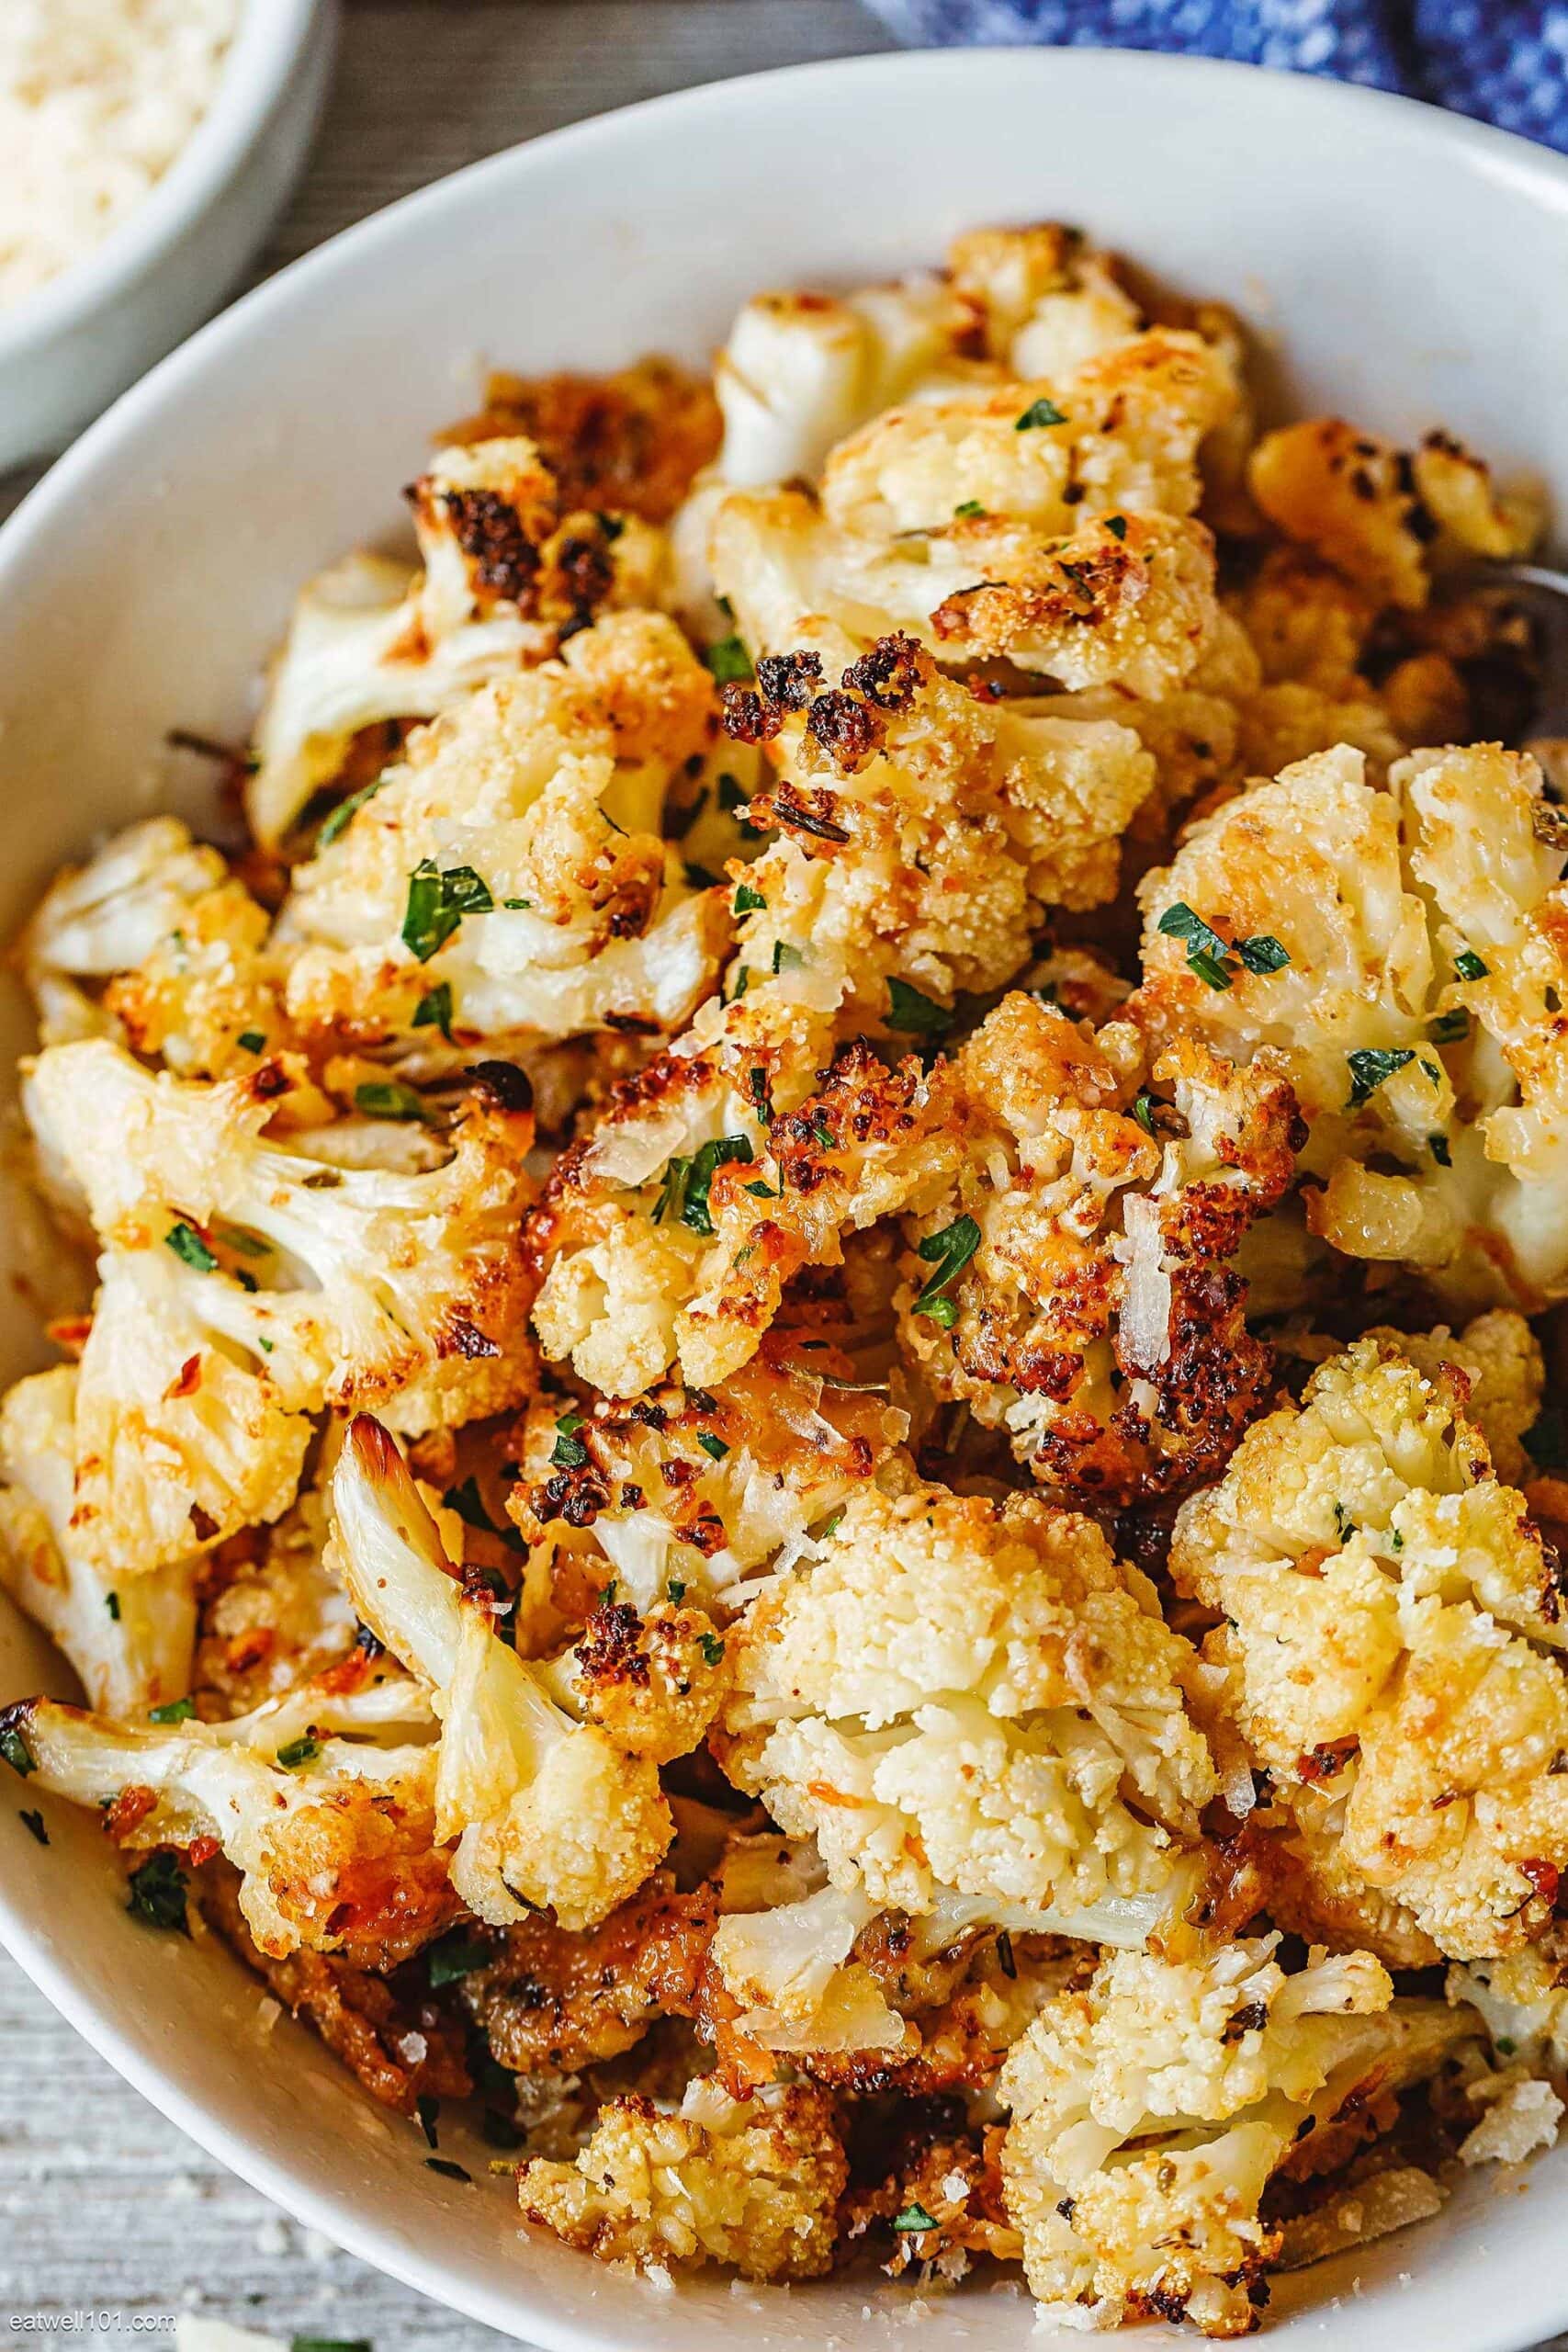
[0,0,239,312]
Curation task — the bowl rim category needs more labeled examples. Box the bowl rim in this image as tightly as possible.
[6,42,1568,2350]
[0,0,332,362]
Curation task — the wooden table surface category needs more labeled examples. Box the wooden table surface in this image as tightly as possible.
[4,9,1564,2352]
[0,6,886,2344]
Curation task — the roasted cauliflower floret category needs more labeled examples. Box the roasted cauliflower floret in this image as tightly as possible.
[1135,741,1568,1314]
[718,1470,1216,1941]
[723,627,1155,978]
[1,1680,449,1965]
[0,1366,196,1715]
[1171,1340,1568,1961]
[514,1346,904,1611]
[517,2074,847,2278]
[17,1042,535,1571]
[998,1936,1470,2336]
[1248,418,1538,609]
[1359,1309,1543,1487]
[279,611,726,1056]
[898,993,1302,1504]
[532,1018,967,1398]
[331,1416,673,1929]
[19,817,238,1053]
[713,489,1220,696]
[247,436,671,844]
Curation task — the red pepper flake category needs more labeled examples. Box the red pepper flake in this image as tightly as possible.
[164,1353,203,1401]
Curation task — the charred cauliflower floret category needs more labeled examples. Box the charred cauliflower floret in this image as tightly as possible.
[722,626,1155,982]
[718,1469,1217,1942]
[17,1041,535,1571]
[517,2074,847,2278]
[248,436,671,844]
[898,992,1302,1505]
[279,611,726,1057]
[330,1416,675,1929]
[998,1936,1471,2336]
[514,1345,904,1611]
[1,1679,449,1965]
[1248,418,1539,609]
[1136,741,1568,1314]
[713,489,1219,697]
[532,1015,966,1398]
[0,1366,196,1715]
[1172,1340,1568,1962]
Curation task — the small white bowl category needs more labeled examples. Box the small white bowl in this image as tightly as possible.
[0,0,338,471]
[5,45,1568,2352]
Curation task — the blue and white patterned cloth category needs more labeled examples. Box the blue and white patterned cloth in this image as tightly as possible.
[860,0,1568,151]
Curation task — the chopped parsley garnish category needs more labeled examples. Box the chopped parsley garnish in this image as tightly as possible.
[551,1411,589,1469]
[236,1030,266,1054]
[426,1934,491,1987]
[667,1577,687,1602]
[746,1066,774,1125]
[772,939,804,975]
[893,2202,939,2233]
[18,1808,47,1846]
[912,1214,981,1327]
[1346,1046,1415,1108]
[127,1850,188,1934]
[1427,1006,1471,1045]
[502,896,532,910]
[733,882,767,915]
[276,1734,320,1770]
[1104,514,1128,540]
[675,1135,754,1237]
[1331,1499,1357,1542]
[424,2157,472,2183]
[149,1697,196,1724]
[1130,1092,1156,1136]
[743,1176,777,1199]
[819,1510,845,1540]
[705,634,753,684]
[317,776,387,848]
[106,1590,120,1621]
[718,771,764,839]
[401,860,494,962]
[1429,1132,1452,1167]
[697,1431,729,1461]
[727,964,750,1003]
[699,1632,726,1666]
[164,1221,218,1273]
[953,499,987,519]
[1157,901,1288,991]
[1523,1408,1568,1473]
[810,1115,835,1149]
[0,1724,36,1778]
[1015,397,1066,430]
[886,977,953,1035]
[412,981,456,1042]
[1454,949,1489,982]
[653,1153,692,1225]
[355,1080,433,1123]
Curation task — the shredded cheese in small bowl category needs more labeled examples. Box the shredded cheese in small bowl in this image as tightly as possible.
[0,0,240,314]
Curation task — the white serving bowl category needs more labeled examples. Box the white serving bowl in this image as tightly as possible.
[0,0,337,470]
[3,46,1568,2352]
